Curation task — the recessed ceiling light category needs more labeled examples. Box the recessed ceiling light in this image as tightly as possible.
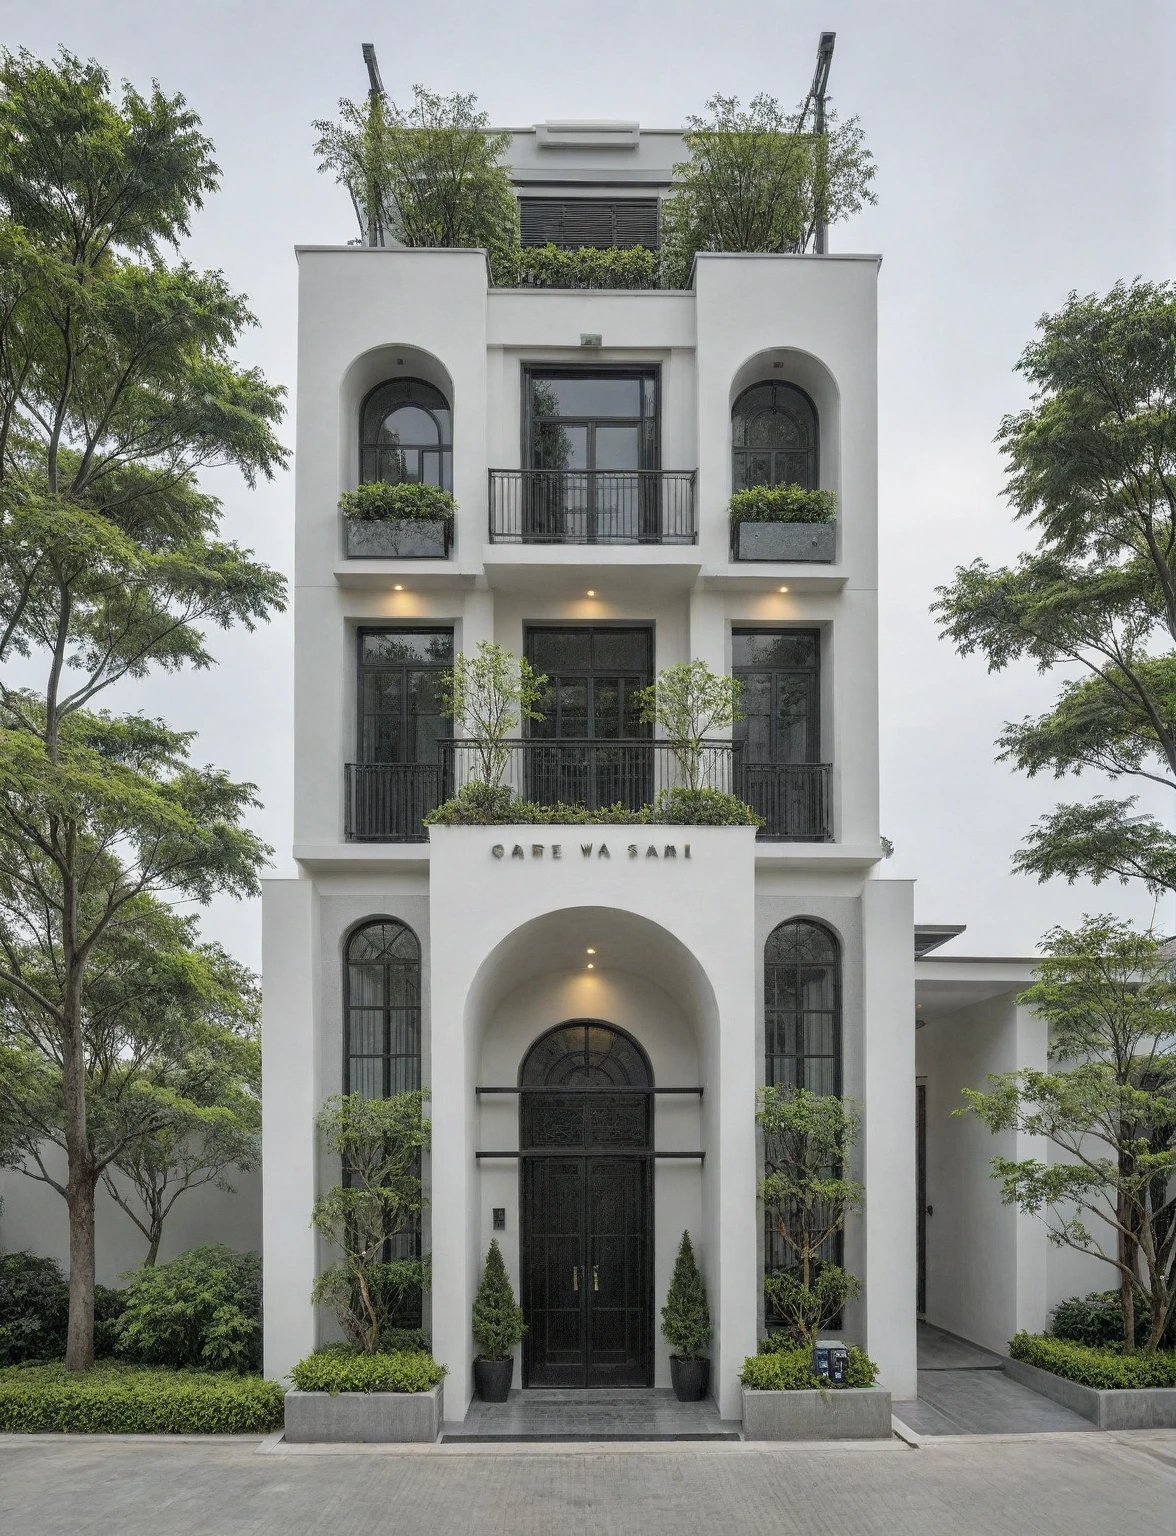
[586,962,595,969]
[586,589,596,597]
[586,947,596,955]
[778,585,789,593]
[393,584,404,591]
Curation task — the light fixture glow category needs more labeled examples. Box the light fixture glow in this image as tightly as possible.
[586,962,595,969]
[586,589,596,597]
[586,947,596,955]
[779,585,789,593]
[393,584,404,591]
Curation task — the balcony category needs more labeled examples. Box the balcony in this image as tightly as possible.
[344,746,832,843]
[488,470,696,545]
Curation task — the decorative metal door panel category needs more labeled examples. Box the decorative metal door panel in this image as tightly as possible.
[586,1157,650,1385]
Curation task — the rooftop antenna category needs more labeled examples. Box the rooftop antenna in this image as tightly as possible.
[810,31,835,254]
[360,43,385,247]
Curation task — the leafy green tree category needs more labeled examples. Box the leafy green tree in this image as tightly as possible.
[660,1230,712,1361]
[471,1239,526,1361]
[959,917,1176,1353]
[757,1085,863,1348]
[934,280,1176,897]
[113,1244,261,1372]
[311,1091,430,1355]
[313,84,518,261]
[660,93,876,287]
[0,49,286,1370]
[635,659,743,791]
[440,641,546,788]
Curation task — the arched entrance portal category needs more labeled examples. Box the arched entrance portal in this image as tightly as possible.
[520,1021,653,1388]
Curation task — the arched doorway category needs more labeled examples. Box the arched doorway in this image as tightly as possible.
[519,1021,653,1388]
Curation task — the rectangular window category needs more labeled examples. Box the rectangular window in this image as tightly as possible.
[519,198,659,250]
[357,628,454,764]
[732,629,820,765]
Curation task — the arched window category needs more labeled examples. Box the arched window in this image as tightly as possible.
[344,919,422,1099]
[732,382,818,492]
[360,378,453,490]
[764,919,840,1095]
[520,1021,652,1151]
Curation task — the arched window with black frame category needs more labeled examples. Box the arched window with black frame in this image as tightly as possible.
[360,378,453,490]
[732,382,818,493]
[344,918,423,1324]
[763,918,842,1316]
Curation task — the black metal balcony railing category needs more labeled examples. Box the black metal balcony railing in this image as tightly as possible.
[345,748,832,843]
[488,469,697,545]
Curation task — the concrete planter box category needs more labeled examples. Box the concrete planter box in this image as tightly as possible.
[741,1385,892,1440]
[734,521,836,563]
[343,518,451,559]
[1003,1358,1176,1430]
[284,1384,442,1443]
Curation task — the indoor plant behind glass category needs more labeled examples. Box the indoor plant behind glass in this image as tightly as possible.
[472,1239,526,1402]
[661,1230,712,1401]
[340,480,456,558]
[730,484,836,562]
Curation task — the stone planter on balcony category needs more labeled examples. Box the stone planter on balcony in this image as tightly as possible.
[741,1385,892,1440]
[734,521,836,563]
[284,1383,443,1443]
[343,518,451,559]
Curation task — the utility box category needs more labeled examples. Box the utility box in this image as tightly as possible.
[813,1340,850,1385]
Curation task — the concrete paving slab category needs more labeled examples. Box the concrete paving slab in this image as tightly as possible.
[442,1386,738,1441]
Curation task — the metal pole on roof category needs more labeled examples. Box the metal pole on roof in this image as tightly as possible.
[361,43,385,247]
[811,31,835,255]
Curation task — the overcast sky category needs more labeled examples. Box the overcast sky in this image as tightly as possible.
[8,0,1175,969]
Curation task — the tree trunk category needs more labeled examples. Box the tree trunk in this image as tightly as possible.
[145,1227,162,1267]
[62,857,95,1372]
[65,1162,97,1372]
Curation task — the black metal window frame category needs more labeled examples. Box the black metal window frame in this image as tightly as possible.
[732,627,822,766]
[523,622,654,744]
[519,1019,654,1154]
[522,365,661,473]
[359,376,453,490]
[342,916,423,1101]
[732,380,820,493]
[354,626,455,766]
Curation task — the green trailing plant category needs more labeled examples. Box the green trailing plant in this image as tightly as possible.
[424,781,762,828]
[634,661,744,792]
[933,279,1176,901]
[757,1085,864,1349]
[661,1231,712,1361]
[0,1361,284,1433]
[660,93,876,287]
[439,642,547,787]
[729,486,836,525]
[310,1091,430,1356]
[957,917,1176,1354]
[493,243,661,291]
[472,1239,526,1362]
[339,482,456,523]
[313,83,518,259]
[741,1343,877,1390]
[289,1343,445,1395]
[1009,1332,1176,1389]
[113,1246,261,1373]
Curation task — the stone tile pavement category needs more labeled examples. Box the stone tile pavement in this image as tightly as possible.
[443,1386,738,1441]
[3,1431,1176,1536]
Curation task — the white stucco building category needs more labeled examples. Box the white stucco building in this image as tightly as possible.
[254,120,1103,1426]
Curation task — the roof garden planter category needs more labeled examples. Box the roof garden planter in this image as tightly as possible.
[730,485,836,563]
[283,1383,443,1443]
[340,482,456,560]
[741,1385,892,1440]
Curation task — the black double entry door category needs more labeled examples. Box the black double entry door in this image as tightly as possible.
[519,1022,654,1389]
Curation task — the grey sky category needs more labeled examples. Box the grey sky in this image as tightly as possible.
[7,0,1174,969]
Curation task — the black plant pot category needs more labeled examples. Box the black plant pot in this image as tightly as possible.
[474,1356,514,1403]
[670,1356,710,1402]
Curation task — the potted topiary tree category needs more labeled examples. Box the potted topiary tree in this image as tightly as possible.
[472,1239,526,1401]
[661,1230,712,1401]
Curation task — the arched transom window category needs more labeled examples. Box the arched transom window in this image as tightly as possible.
[344,919,422,1099]
[764,918,841,1096]
[520,1022,652,1151]
[732,382,818,492]
[361,378,453,489]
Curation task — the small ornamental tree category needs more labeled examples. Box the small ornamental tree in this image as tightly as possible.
[440,641,546,788]
[661,1230,712,1361]
[310,1091,430,1355]
[472,1239,525,1361]
[958,917,1176,1354]
[758,1086,864,1347]
[635,660,743,792]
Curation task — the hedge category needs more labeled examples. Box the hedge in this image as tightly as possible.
[339,482,456,522]
[1009,1333,1176,1390]
[289,1345,446,1395]
[492,243,662,291]
[729,485,836,525]
[0,1362,285,1433]
[740,1343,878,1390]
[425,782,762,828]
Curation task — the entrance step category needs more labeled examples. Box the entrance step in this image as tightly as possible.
[441,1388,741,1442]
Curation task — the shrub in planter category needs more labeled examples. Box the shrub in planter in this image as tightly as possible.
[493,243,661,291]
[289,1343,445,1395]
[114,1245,261,1373]
[1009,1333,1176,1390]
[339,482,457,523]
[1050,1291,1172,1351]
[425,780,762,828]
[648,786,762,827]
[729,485,836,524]
[741,1343,877,1390]
[661,1230,712,1401]
[472,1239,526,1401]
[379,1326,431,1354]
[0,1362,284,1433]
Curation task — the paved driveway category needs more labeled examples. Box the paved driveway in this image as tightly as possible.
[2,1432,1175,1536]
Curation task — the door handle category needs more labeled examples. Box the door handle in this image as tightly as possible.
[573,1266,579,1292]
[593,1265,600,1292]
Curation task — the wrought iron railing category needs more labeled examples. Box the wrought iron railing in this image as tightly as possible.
[488,469,697,544]
[344,750,832,842]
